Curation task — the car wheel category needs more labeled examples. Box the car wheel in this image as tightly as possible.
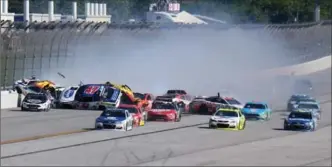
[176,114,182,122]
[242,121,246,130]
[284,122,289,130]
[98,106,106,111]
[21,107,25,111]
[125,123,128,131]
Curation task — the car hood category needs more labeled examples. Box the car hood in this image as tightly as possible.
[97,116,126,122]
[149,109,175,114]
[24,99,46,104]
[211,116,239,122]
[242,108,267,114]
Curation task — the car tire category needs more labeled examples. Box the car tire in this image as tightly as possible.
[125,123,128,131]
[284,121,289,130]
[98,106,106,111]
[242,121,246,130]
[21,107,25,111]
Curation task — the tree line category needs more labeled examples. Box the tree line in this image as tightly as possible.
[8,0,332,23]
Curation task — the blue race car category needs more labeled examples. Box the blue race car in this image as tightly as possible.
[294,101,321,120]
[241,102,271,120]
[95,108,134,131]
[284,111,317,131]
[287,94,315,111]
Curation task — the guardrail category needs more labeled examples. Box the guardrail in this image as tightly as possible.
[0,20,331,90]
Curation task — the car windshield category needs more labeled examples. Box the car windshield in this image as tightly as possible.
[289,112,312,119]
[152,102,175,109]
[215,110,238,117]
[118,107,138,114]
[225,98,241,105]
[101,110,126,117]
[298,103,319,109]
[26,94,47,101]
[134,93,145,100]
[244,103,266,109]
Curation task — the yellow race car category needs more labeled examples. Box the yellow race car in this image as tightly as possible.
[209,106,246,130]
[104,82,142,104]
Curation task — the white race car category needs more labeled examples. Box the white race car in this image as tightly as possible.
[21,93,52,112]
[95,108,134,131]
[57,86,79,108]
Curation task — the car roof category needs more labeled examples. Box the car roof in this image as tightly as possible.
[245,101,267,105]
[297,101,319,105]
[104,108,127,113]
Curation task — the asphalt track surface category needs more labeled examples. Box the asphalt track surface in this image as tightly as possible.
[1,69,331,166]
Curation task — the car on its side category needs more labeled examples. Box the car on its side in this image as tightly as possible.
[57,86,79,108]
[241,102,272,121]
[209,106,246,130]
[95,108,134,131]
[74,84,122,110]
[284,111,317,131]
[21,93,52,112]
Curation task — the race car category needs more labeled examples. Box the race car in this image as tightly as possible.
[287,94,315,111]
[57,86,79,108]
[155,94,191,112]
[293,101,321,120]
[74,84,122,110]
[241,102,272,120]
[21,93,52,112]
[147,101,182,122]
[95,108,134,131]
[284,111,317,131]
[118,104,145,126]
[133,92,154,110]
[188,93,243,115]
[104,82,148,109]
[209,106,246,130]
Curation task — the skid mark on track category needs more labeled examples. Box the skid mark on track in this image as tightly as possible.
[0,129,93,145]
[0,121,207,159]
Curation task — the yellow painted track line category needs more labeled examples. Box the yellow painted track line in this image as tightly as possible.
[0,129,94,145]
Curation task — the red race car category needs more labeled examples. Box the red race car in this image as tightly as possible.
[118,104,145,127]
[147,101,182,122]
[188,93,243,115]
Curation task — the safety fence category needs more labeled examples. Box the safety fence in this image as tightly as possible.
[0,20,331,90]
